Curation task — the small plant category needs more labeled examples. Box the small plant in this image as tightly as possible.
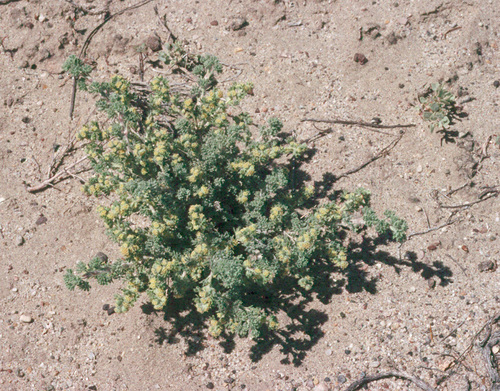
[62,46,407,339]
[418,83,457,132]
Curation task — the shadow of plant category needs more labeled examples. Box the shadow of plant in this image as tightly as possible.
[147,227,453,365]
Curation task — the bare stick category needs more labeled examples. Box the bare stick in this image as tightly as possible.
[154,5,177,42]
[69,76,78,120]
[439,317,467,343]
[406,218,460,240]
[445,254,468,276]
[301,117,416,130]
[344,371,436,391]
[26,156,88,193]
[336,131,404,180]
[441,190,498,209]
[80,0,155,58]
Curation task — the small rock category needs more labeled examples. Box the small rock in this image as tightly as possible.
[20,315,33,323]
[38,48,52,62]
[229,17,248,31]
[19,60,30,69]
[313,383,330,391]
[15,235,25,246]
[145,34,162,52]
[494,80,500,88]
[386,32,399,45]
[416,164,423,173]
[428,279,436,289]
[22,116,31,124]
[206,382,214,389]
[353,53,368,65]
[478,260,495,272]
[492,345,499,354]
[5,97,14,107]
[337,374,347,384]
[210,20,219,26]
[325,348,332,356]
[186,17,193,23]
[370,361,381,368]
[399,83,405,88]
[224,378,235,384]
[305,379,315,388]
[36,215,48,225]
[129,66,138,75]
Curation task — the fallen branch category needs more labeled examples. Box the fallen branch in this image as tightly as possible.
[406,218,460,240]
[344,371,436,391]
[26,156,88,193]
[441,190,498,209]
[478,314,500,391]
[301,117,416,130]
[336,131,405,180]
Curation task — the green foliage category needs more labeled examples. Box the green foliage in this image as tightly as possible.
[418,83,457,132]
[63,45,407,339]
[62,55,93,91]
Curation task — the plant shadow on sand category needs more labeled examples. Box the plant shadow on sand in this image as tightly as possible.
[145,150,453,366]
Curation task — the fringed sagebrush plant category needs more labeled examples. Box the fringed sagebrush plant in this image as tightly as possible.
[63,46,407,339]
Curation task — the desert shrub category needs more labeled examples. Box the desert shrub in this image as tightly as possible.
[63,46,407,339]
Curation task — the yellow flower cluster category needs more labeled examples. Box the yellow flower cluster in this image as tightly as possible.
[188,167,202,183]
[188,204,205,231]
[208,318,223,338]
[297,229,317,252]
[269,205,284,221]
[153,141,168,164]
[237,190,250,204]
[120,241,140,257]
[195,285,215,313]
[328,248,348,269]
[235,224,256,244]
[177,134,198,153]
[151,221,166,236]
[196,185,209,198]
[111,75,130,94]
[231,161,255,177]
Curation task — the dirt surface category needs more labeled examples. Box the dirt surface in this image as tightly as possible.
[1,0,499,390]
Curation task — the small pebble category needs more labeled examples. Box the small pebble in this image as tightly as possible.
[145,34,162,52]
[230,17,248,31]
[353,53,368,65]
[210,20,219,26]
[206,382,214,389]
[428,279,436,289]
[15,235,25,246]
[492,345,499,354]
[494,80,500,88]
[20,315,33,323]
[36,215,47,225]
[325,348,332,356]
[305,379,315,388]
[370,361,381,368]
[337,374,347,384]
[478,260,495,272]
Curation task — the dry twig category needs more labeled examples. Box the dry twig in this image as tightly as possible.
[336,131,405,180]
[406,218,460,240]
[344,370,436,391]
[26,156,89,193]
